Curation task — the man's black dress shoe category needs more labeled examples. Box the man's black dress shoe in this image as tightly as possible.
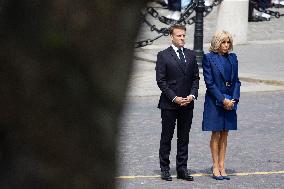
[248,16,260,22]
[161,170,172,181]
[177,170,194,181]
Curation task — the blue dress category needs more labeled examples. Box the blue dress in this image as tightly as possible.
[220,54,232,83]
[202,52,241,131]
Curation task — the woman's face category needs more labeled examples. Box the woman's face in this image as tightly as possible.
[219,36,231,54]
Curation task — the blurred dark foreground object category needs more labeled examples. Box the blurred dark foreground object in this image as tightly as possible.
[0,0,147,188]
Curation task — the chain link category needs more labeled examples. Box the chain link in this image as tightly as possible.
[257,7,281,18]
[134,34,165,48]
[135,0,223,48]
[250,0,283,18]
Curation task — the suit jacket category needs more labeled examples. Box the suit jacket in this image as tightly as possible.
[156,46,199,109]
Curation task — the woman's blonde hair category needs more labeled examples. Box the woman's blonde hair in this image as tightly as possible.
[209,30,233,53]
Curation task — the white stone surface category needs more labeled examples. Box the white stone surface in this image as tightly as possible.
[216,0,249,44]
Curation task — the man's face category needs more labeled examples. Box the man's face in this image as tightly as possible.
[171,28,186,48]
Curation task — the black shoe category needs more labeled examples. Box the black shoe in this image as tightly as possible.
[161,170,172,181]
[273,3,284,8]
[177,170,194,181]
[249,15,267,22]
[248,16,260,22]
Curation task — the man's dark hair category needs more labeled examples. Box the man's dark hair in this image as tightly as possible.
[169,25,186,35]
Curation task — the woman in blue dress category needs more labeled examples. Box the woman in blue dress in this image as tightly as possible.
[202,31,241,180]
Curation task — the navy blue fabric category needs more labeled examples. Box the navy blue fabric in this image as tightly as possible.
[168,0,181,11]
[159,108,193,171]
[220,55,232,83]
[156,46,199,110]
[202,52,241,131]
[156,46,199,171]
[258,0,269,9]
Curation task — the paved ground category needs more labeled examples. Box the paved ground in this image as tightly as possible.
[117,91,284,189]
[116,2,284,189]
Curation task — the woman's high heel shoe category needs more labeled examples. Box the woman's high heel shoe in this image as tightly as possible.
[212,174,224,180]
[221,175,230,180]
[220,169,230,180]
[211,167,223,180]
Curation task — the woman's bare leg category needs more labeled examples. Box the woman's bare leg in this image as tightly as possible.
[210,131,221,176]
[218,131,228,176]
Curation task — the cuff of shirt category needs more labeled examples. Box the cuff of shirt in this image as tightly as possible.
[189,95,196,100]
[172,96,177,102]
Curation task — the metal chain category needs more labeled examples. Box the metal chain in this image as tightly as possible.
[134,34,165,48]
[146,0,223,32]
[143,16,170,34]
[256,7,282,18]
[145,1,197,25]
[250,0,283,18]
[135,0,223,48]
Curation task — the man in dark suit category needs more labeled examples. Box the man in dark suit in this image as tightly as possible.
[155,25,199,181]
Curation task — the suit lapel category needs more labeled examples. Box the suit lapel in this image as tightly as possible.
[227,54,235,81]
[169,46,186,74]
[211,53,226,81]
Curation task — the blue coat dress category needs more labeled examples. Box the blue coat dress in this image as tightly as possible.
[202,52,241,131]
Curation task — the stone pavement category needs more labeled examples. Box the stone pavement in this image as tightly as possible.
[117,3,284,189]
[117,91,284,189]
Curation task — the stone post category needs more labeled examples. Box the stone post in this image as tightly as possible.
[216,0,249,44]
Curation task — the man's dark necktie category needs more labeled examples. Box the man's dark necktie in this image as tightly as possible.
[177,48,186,64]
